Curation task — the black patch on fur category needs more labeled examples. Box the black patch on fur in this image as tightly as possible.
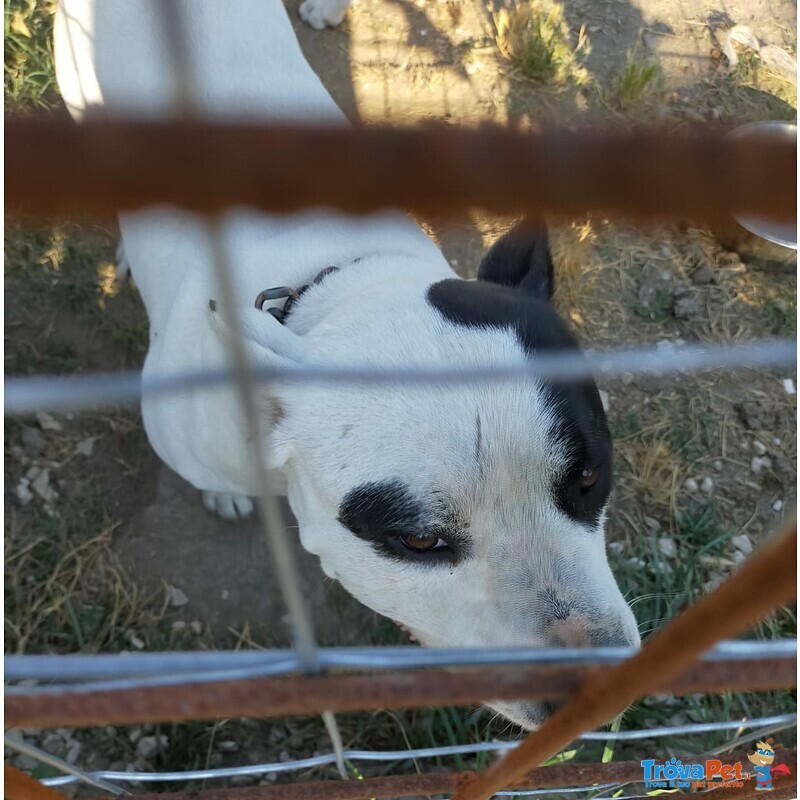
[427,223,611,527]
[338,480,465,564]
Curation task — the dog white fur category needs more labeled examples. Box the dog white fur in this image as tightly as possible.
[54,0,639,729]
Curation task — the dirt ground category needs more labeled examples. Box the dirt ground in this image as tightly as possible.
[4,0,797,791]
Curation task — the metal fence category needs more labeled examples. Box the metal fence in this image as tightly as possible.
[4,3,797,799]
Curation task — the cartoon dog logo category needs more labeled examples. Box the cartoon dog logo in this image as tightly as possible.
[747,738,792,790]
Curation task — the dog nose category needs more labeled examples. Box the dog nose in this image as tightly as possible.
[546,614,634,648]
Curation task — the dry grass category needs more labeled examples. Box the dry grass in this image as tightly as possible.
[492,0,590,87]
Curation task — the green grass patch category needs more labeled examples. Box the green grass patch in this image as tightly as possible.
[4,0,59,112]
[612,60,661,110]
[763,296,797,336]
[631,289,672,322]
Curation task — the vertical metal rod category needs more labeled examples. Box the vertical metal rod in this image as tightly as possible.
[154,1,346,773]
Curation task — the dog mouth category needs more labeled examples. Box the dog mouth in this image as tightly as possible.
[489,699,560,731]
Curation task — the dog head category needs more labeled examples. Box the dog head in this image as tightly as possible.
[248,220,640,729]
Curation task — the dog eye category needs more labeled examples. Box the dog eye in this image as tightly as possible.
[398,533,448,552]
[580,466,600,489]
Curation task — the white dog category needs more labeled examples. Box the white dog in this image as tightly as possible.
[54,0,639,728]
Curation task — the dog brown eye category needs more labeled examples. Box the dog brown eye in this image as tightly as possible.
[399,533,447,551]
[580,466,600,489]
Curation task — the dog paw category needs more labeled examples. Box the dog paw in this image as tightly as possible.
[115,241,131,282]
[299,0,349,29]
[202,490,255,521]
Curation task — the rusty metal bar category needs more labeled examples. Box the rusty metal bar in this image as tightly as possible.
[5,119,795,224]
[452,519,797,800]
[82,750,795,800]
[4,765,71,800]
[5,654,796,730]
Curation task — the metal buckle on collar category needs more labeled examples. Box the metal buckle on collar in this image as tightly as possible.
[255,266,339,325]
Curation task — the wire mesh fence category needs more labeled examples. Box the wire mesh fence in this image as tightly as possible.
[4,2,797,799]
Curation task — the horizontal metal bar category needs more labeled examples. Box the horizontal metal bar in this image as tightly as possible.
[5,639,795,686]
[5,339,797,414]
[35,714,797,788]
[6,120,795,223]
[37,747,798,799]
[6,656,796,730]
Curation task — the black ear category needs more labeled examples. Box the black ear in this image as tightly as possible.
[477,218,554,301]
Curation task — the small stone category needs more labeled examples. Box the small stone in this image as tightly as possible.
[732,550,747,564]
[16,754,40,771]
[644,516,661,532]
[189,621,203,634]
[216,740,239,753]
[21,427,47,456]
[599,390,610,411]
[673,294,698,318]
[167,586,189,607]
[129,635,145,650]
[15,480,33,506]
[783,378,795,395]
[621,371,634,385]
[76,438,95,457]
[773,499,784,513]
[10,445,28,464]
[65,740,82,765]
[136,735,169,759]
[683,477,699,492]
[171,620,187,632]
[260,774,279,783]
[31,469,57,502]
[42,733,66,754]
[752,440,767,456]
[36,411,63,431]
[750,456,772,475]
[713,460,723,471]
[129,727,143,745]
[627,557,646,568]
[221,589,230,601]
[608,541,626,556]
[658,537,677,558]
[731,534,753,555]
[773,437,782,446]
[691,265,715,285]
[700,477,713,494]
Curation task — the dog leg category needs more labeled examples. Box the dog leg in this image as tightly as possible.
[299,0,351,29]
[202,490,255,521]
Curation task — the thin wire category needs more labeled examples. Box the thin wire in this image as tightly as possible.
[6,639,795,691]
[37,714,797,787]
[5,339,796,414]
[5,735,129,795]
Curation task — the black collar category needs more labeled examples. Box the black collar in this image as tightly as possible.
[254,266,339,324]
